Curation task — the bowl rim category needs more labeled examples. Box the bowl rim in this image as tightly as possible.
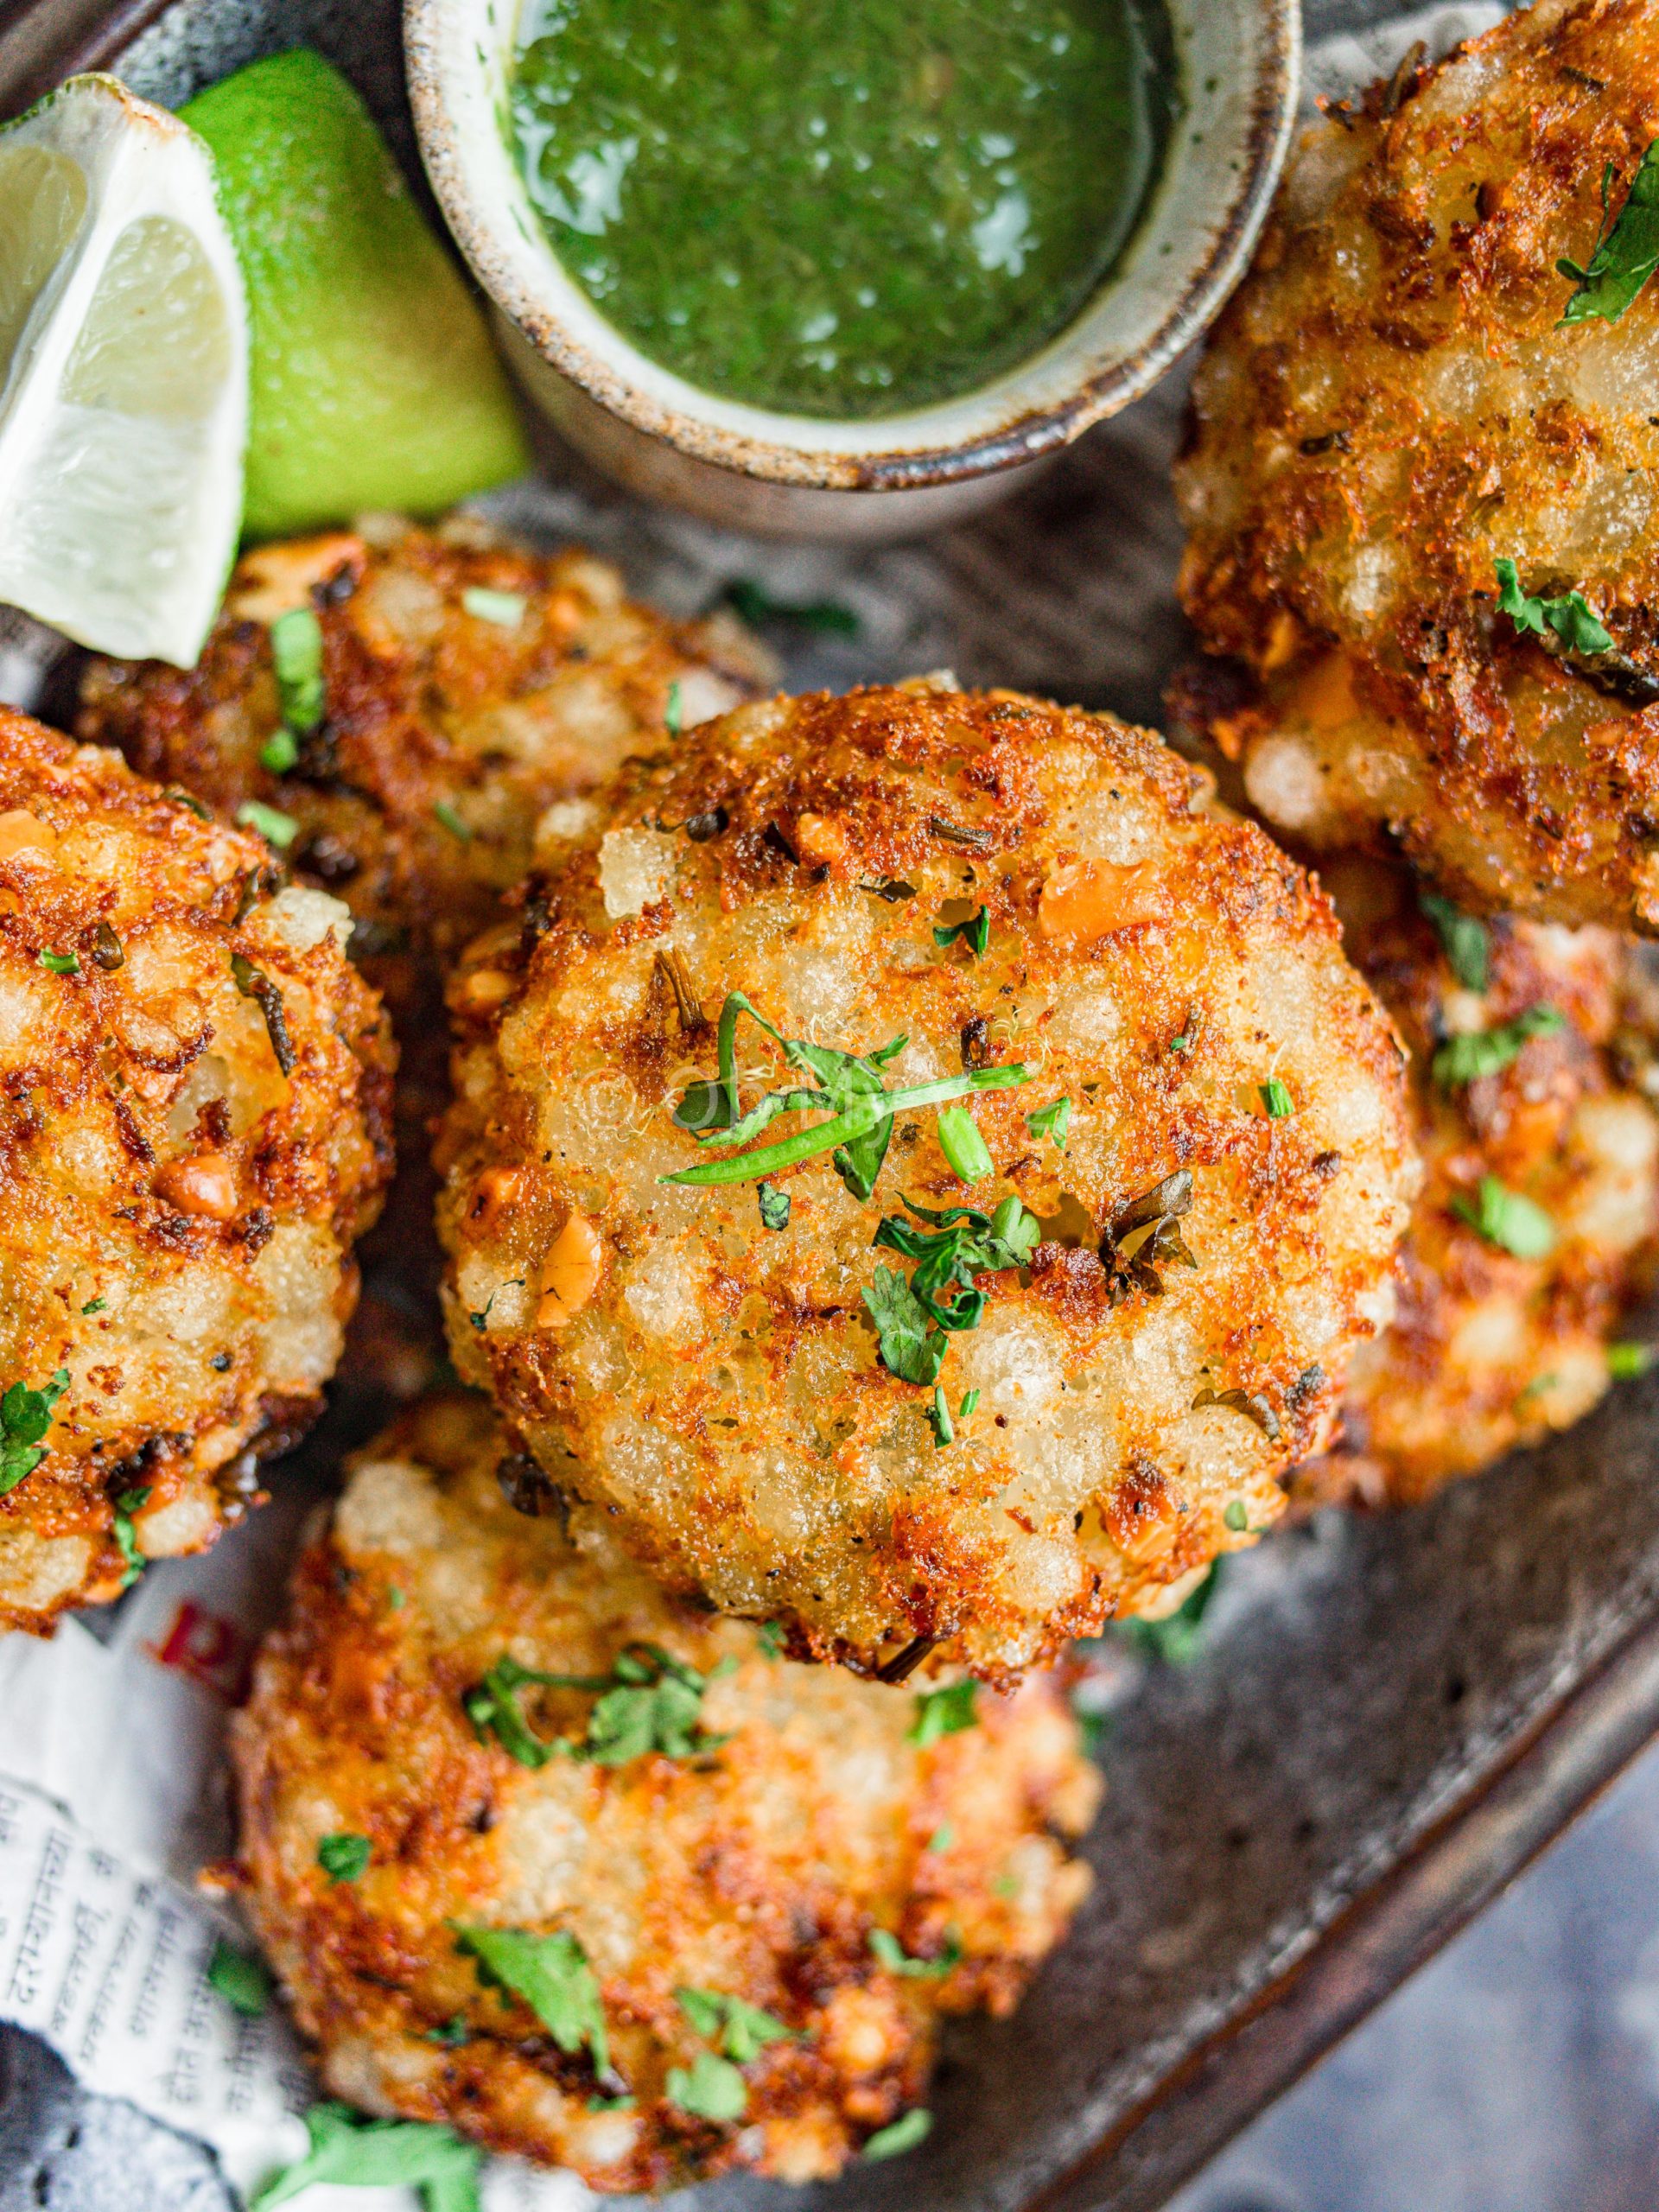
[404,0,1301,492]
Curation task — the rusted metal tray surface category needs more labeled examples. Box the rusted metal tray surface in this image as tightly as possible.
[3,0,1659,2207]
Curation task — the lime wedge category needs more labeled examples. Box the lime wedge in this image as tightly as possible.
[0,74,248,666]
[183,50,529,539]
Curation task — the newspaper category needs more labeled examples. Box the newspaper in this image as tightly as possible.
[0,8,1505,2205]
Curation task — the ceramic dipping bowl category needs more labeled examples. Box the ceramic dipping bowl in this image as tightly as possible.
[406,0,1299,542]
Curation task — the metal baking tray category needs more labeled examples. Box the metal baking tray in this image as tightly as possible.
[3,0,1659,2206]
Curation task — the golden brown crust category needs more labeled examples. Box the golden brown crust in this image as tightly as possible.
[231,1392,1099,2193]
[1175,0,1659,930]
[1291,858,1659,1509]
[0,711,394,1630]
[435,681,1421,1679]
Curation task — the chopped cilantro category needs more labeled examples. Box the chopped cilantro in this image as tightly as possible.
[724,578,860,634]
[664,679,683,736]
[38,949,78,976]
[1420,893,1491,992]
[258,727,300,774]
[452,1923,608,2073]
[270,607,325,734]
[1223,1499,1249,1532]
[1116,1561,1221,1664]
[868,1928,962,1979]
[1433,1004,1566,1088]
[1494,558,1613,657]
[433,798,473,842]
[933,905,990,956]
[1609,1342,1655,1381]
[676,1986,793,2062]
[936,1104,993,1184]
[207,1937,270,2018]
[0,1368,68,1497]
[236,799,299,849]
[1259,1079,1294,1120]
[81,1297,105,1316]
[249,2101,480,2211]
[1559,138,1659,324]
[1168,1014,1202,1055]
[866,1193,1039,1387]
[757,1180,791,1231]
[1027,1096,1071,1150]
[666,2048,748,2121]
[316,1834,372,1884]
[461,586,526,627]
[112,1484,151,1587]
[928,1385,954,1447]
[1452,1174,1556,1259]
[909,1679,978,1746]
[863,2108,932,2160]
[465,1644,732,1768]
[665,989,1027,1195]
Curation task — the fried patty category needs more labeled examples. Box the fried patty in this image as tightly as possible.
[0,713,393,1630]
[231,1392,1099,2194]
[1175,0,1659,932]
[435,681,1421,1681]
[1291,860,1659,1510]
[75,513,772,1002]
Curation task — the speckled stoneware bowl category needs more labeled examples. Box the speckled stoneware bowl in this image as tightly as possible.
[404,0,1299,540]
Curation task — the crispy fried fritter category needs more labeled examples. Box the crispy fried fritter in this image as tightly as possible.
[1175,0,1659,932]
[232,1393,1099,2193]
[1291,861,1659,1510]
[435,682,1421,1681]
[0,713,393,1630]
[75,513,772,997]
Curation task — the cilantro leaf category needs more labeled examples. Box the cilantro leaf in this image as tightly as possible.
[666,2048,749,2121]
[112,1485,150,1588]
[1027,1096,1071,1150]
[207,1936,270,2018]
[317,1834,371,1883]
[259,727,300,774]
[863,2108,933,2160]
[676,1986,792,2062]
[465,1644,730,1768]
[909,1679,978,1746]
[251,2103,481,2211]
[724,579,859,634]
[1560,138,1659,324]
[868,1928,963,1979]
[452,1923,608,2073]
[270,607,325,734]
[933,905,990,956]
[1494,558,1613,657]
[1432,1003,1566,1088]
[862,1265,947,1386]
[866,1194,1039,1383]
[1420,893,1491,992]
[1259,1079,1294,1119]
[757,1180,791,1231]
[0,1368,68,1497]
[1452,1174,1556,1259]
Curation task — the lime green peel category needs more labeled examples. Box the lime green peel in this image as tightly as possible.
[182,50,527,537]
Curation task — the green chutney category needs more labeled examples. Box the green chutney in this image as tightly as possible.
[508,0,1178,419]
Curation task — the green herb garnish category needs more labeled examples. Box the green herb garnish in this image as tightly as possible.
[676,1986,793,2062]
[1433,1003,1566,1088]
[1559,139,1659,324]
[756,1618,785,1659]
[933,905,990,956]
[462,586,527,627]
[863,2109,933,2160]
[38,949,78,976]
[250,2103,480,2212]
[317,1833,371,1883]
[112,1484,150,1587]
[1027,1096,1071,1150]
[927,1385,954,1447]
[724,579,859,634]
[868,1928,962,1979]
[758,1180,791,1231]
[1259,1079,1294,1120]
[1223,1499,1249,1532]
[926,1823,955,1853]
[426,2014,470,2047]
[465,1644,733,1768]
[1452,1174,1556,1259]
[909,1679,977,1746]
[1609,1342,1655,1380]
[1115,1561,1220,1665]
[664,678,683,736]
[865,1193,1039,1386]
[433,798,473,842]
[0,1368,68,1497]
[207,1937,271,2018]
[665,990,1027,1197]
[237,799,300,849]
[666,2048,748,2121]
[936,1103,993,1184]
[81,1297,105,1316]
[1494,558,1613,657]
[452,1923,608,2073]
[1419,893,1491,992]
[259,727,300,774]
[270,607,325,734]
